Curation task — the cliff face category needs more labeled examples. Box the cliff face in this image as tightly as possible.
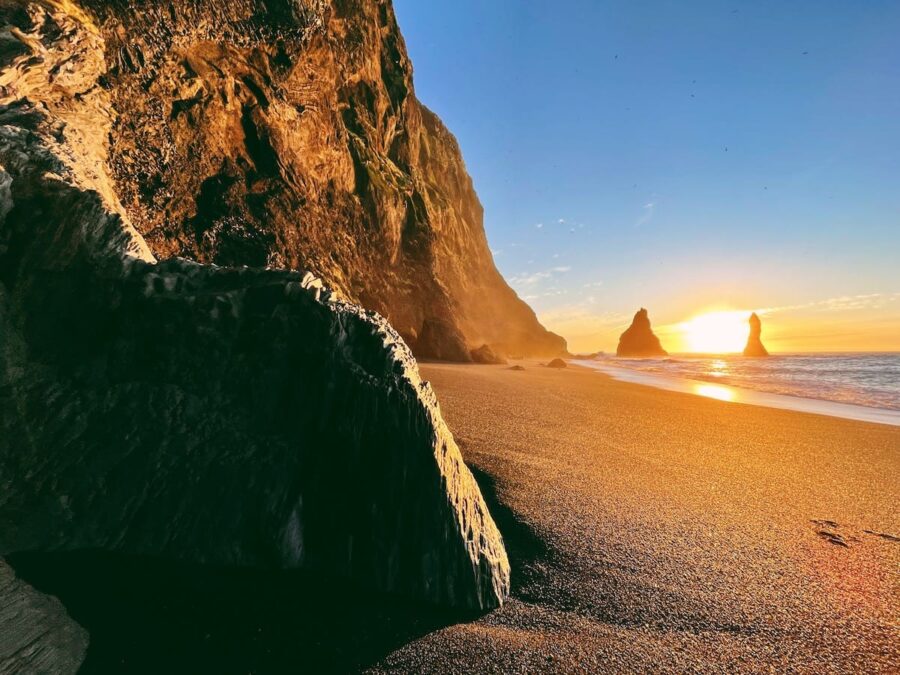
[63,0,564,360]
[616,308,668,358]
[0,0,509,613]
[743,312,769,357]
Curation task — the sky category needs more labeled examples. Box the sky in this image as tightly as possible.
[393,0,900,353]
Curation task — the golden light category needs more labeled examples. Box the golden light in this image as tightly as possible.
[679,310,750,354]
[693,383,736,402]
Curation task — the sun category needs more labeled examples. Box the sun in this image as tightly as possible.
[679,310,750,354]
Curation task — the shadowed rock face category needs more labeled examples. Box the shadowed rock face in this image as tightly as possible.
[470,344,507,365]
[415,317,472,363]
[743,312,769,357]
[616,308,668,357]
[47,0,564,361]
[0,0,509,631]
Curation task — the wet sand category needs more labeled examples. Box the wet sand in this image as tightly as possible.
[373,361,900,673]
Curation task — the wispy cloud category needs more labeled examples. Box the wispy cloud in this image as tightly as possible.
[523,289,569,301]
[759,292,900,315]
[509,266,572,288]
[535,222,544,229]
[634,201,655,228]
[538,305,632,342]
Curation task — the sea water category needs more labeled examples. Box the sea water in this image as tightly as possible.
[575,353,900,426]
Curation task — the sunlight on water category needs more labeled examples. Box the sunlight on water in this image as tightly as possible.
[574,356,900,427]
[709,359,728,378]
[693,383,736,402]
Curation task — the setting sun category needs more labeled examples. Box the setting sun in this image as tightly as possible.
[679,311,751,354]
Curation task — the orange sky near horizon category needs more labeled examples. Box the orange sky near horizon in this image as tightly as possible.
[539,294,900,355]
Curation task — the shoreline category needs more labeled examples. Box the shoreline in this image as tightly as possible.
[573,359,900,427]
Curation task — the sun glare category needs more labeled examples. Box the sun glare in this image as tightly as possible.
[680,311,750,354]
[693,383,736,402]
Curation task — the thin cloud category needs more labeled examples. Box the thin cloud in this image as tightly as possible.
[634,201,655,228]
[509,266,572,288]
[523,289,568,301]
[759,292,900,315]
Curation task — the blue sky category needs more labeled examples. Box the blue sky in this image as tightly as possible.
[393,0,900,351]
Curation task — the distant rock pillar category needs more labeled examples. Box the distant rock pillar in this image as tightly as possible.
[743,312,770,356]
[616,308,668,357]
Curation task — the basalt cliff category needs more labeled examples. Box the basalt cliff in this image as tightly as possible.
[1,3,515,669]
[616,308,668,358]
[34,0,564,360]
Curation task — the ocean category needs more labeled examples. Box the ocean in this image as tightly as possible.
[575,353,900,426]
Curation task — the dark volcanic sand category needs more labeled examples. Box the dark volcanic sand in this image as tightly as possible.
[370,362,899,673]
[10,362,898,673]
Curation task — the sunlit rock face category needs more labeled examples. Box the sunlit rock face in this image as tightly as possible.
[0,0,509,625]
[616,308,668,357]
[0,560,88,674]
[55,0,564,361]
[743,312,769,357]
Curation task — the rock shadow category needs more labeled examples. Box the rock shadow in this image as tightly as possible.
[467,466,556,600]
[7,550,470,674]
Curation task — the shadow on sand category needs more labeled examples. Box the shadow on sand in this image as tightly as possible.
[6,469,552,674]
[467,466,553,597]
[7,551,467,674]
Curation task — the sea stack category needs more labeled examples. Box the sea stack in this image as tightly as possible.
[617,308,668,357]
[743,312,770,356]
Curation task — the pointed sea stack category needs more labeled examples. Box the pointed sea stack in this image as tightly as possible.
[743,313,769,356]
[617,308,668,357]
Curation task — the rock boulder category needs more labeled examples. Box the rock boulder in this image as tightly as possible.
[470,344,508,365]
[0,560,88,675]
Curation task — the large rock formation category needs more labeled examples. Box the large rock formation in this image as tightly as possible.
[0,0,508,615]
[33,0,563,361]
[743,312,769,357]
[616,308,668,357]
